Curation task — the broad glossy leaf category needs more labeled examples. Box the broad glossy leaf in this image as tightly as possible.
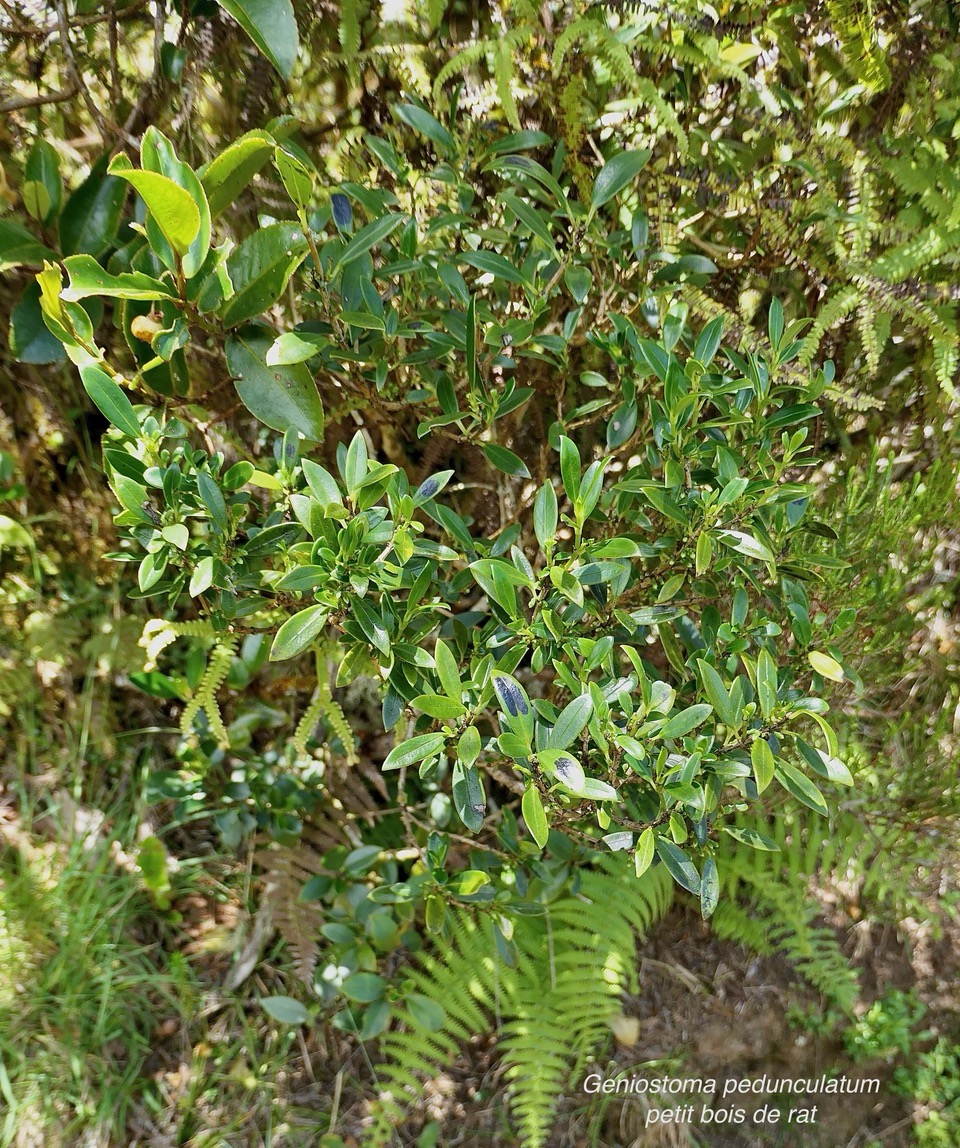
[545,694,593,750]
[215,0,299,79]
[269,604,328,660]
[9,283,66,364]
[662,703,713,739]
[23,139,62,224]
[482,443,529,477]
[226,329,324,440]
[333,213,406,271]
[219,223,309,326]
[59,157,127,257]
[200,130,276,217]
[655,836,701,895]
[107,155,200,255]
[751,736,775,794]
[452,761,486,830]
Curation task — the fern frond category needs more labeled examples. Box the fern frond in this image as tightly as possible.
[179,637,237,747]
[254,824,329,984]
[367,860,673,1147]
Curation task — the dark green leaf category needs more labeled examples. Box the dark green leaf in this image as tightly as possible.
[214,0,299,79]
[226,329,325,440]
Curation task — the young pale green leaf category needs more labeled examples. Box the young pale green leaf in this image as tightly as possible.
[161,523,189,551]
[214,0,299,79]
[522,783,549,849]
[412,694,466,721]
[590,149,651,210]
[62,254,176,302]
[634,827,655,877]
[269,604,328,661]
[189,555,215,597]
[382,732,446,771]
[80,365,142,437]
[261,996,308,1024]
[808,650,845,682]
[580,777,618,801]
[452,760,485,829]
[545,694,593,750]
[24,139,62,225]
[107,155,200,254]
[219,223,309,326]
[534,481,558,549]
[226,330,324,441]
[751,736,775,794]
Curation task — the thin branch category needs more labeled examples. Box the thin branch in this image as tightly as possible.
[0,81,79,113]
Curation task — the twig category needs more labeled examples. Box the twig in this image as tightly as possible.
[0,81,79,113]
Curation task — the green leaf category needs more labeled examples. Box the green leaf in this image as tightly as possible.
[775,761,829,816]
[269,604,328,661]
[200,130,276,217]
[407,993,446,1031]
[214,0,299,79]
[537,749,586,795]
[559,435,580,502]
[342,972,387,1003]
[563,264,591,304]
[721,825,780,851]
[219,223,309,326]
[655,837,701,895]
[534,482,558,549]
[333,213,406,272]
[62,254,176,302]
[522,783,549,849]
[461,251,529,287]
[107,155,200,255]
[161,523,189,551]
[382,732,446,771]
[751,737,775,794]
[482,443,530,477]
[457,725,481,768]
[498,191,558,255]
[226,329,324,441]
[261,996,308,1024]
[756,649,777,718]
[412,694,466,720]
[697,659,737,727]
[718,529,775,564]
[808,650,845,682]
[24,139,62,225]
[59,157,127,258]
[452,760,486,830]
[491,672,534,740]
[190,555,215,597]
[580,777,618,801]
[545,694,593,750]
[634,827,655,877]
[196,472,228,533]
[700,858,720,919]
[392,104,456,154]
[590,149,651,210]
[79,365,141,437]
[0,219,58,272]
[9,283,66,364]
[662,704,713,739]
[434,639,462,701]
